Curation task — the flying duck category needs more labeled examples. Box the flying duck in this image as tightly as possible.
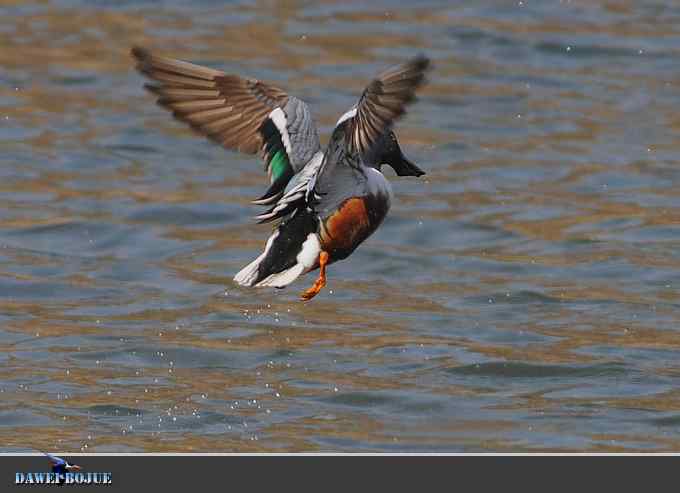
[131,46,430,300]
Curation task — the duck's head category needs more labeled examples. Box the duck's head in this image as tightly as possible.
[375,131,425,177]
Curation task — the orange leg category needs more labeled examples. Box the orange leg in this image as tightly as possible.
[300,251,329,301]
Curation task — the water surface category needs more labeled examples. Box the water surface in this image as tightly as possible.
[1,0,680,452]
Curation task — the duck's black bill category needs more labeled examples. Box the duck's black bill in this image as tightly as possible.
[380,132,425,177]
[390,155,425,177]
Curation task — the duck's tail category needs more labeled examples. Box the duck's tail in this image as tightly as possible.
[234,209,321,288]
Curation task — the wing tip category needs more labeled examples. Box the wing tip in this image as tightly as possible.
[411,53,431,72]
[130,45,154,67]
[130,45,146,58]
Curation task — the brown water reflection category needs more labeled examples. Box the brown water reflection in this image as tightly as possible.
[1,0,680,452]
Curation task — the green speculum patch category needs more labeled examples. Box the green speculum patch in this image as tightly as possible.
[269,150,290,182]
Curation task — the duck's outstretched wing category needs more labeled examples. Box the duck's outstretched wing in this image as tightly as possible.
[131,46,321,205]
[253,55,431,224]
[347,54,430,159]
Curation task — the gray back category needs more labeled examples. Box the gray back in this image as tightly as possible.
[311,127,368,219]
[283,97,321,170]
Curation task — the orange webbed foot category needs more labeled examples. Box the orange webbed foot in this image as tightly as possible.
[300,251,329,301]
[300,278,325,301]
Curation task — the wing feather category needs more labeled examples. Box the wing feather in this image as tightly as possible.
[131,46,320,202]
[348,55,430,157]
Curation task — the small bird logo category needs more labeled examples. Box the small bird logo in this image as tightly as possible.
[44,453,81,474]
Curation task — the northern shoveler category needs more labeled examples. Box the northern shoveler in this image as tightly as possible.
[132,46,430,300]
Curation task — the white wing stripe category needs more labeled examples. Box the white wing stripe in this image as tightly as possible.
[269,107,293,156]
[336,106,357,125]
